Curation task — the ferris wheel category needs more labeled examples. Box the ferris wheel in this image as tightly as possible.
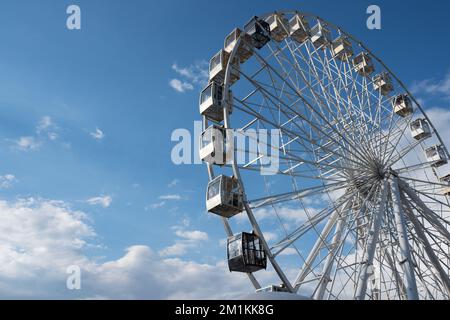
[198,10,450,300]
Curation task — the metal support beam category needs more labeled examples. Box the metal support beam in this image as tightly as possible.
[293,208,341,292]
[401,197,450,297]
[389,176,419,300]
[354,179,388,300]
[313,213,347,300]
[399,181,450,243]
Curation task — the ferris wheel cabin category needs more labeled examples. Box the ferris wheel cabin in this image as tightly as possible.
[410,118,432,141]
[392,94,414,117]
[265,13,289,42]
[353,52,375,77]
[332,36,353,61]
[373,72,394,96]
[244,16,271,49]
[227,232,267,273]
[289,14,309,44]
[310,21,331,49]
[199,125,231,166]
[440,174,450,197]
[199,82,232,122]
[206,175,244,218]
[224,28,254,64]
[209,50,240,85]
[425,145,448,167]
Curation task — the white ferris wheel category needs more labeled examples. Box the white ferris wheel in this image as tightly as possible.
[198,10,450,300]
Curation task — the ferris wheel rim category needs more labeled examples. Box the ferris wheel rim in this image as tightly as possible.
[202,10,450,299]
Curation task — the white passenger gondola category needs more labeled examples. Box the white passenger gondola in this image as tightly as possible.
[244,16,271,49]
[227,232,267,273]
[224,28,253,64]
[199,82,232,122]
[425,145,448,167]
[199,125,232,165]
[373,72,393,96]
[410,118,432,141]
[206,175,243,218]
[288,14,309,43]
[392,94,413,117]
[265,13,289,42]
[353,52,375,77]
[310,21,331,49]
[209,49,240,85]
[439,174,450,197]
[332,36,353,61]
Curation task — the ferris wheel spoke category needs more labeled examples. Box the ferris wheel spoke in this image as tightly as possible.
[295,182,379,293]
[380,245,408,299]
[271,43,362,143]
[385,140,422,169]
[313,209,350,299]
[233,97,370,171]
[322,192,384,298]
[294,42,380,160]
[291,206,343,290]
[238,70,373,171]
[401,197,450,297]
[270,41,377,163]
[399,181,450,237]
[321,51,382,161]
[383,117,418,167]
[270,190,357,255]
[395,161,446,175]
[228,164,346,183]
[248,180,347,209]
[250,50,375,167]
[397,176,449,188]
[232,116,367,175]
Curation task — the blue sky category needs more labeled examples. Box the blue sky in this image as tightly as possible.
[0,0,450,299]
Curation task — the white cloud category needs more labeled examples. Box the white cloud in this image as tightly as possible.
[37,116,58,141]
[0,175,18,189]
[425,107,450,148]
[0,198,253,299]
[169,61,209,93]
[169,79,194,93]
[263,232,278,242]
[238,206,312,225]
[90,128,105,141]
[411,72,450,100]
[146,201,166,210]
[158,242,191,257]
[278,247,298,256]
[15,136,41,151]
[172,61,209,87]
[11,116,60,151]
[86,195,112,208]
[158,194,183,201]
[37,116,52,132]
[174,230,208,241]
[168,179,179,188]
[159,226,209,257]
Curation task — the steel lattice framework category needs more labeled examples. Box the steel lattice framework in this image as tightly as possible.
[200,10,450,300]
